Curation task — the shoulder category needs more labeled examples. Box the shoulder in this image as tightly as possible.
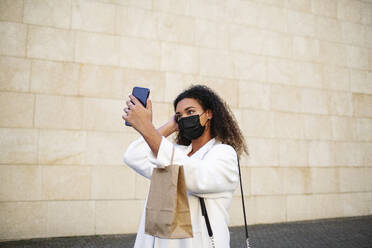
[209,142,237,158]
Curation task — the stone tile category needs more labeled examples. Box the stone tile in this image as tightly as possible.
[339,168,366,192]
[241,110,275,138]
[273,112,304,139]
[157,12,195,44]
[233,52,265,82]
[153,0,188,15]
[163,72,196,103]
[187,0,226,21]
[361,1,372,25]
[0,165,42,201]
[279,139,308,166]
[287,10,316,37]
[238,81,270,110]
[311,0,337,18]
[91,165,135,199]
[322,65,350,91]
[195,18,229,49]
[337,0,361,23]
[295,62,323,89]
[134,173,150,199]
[0,56,31,92]
[318,41,348,67]
[286,0,311,12]
[83,97,125,131]
[251,167,283,195]
[331,141,363,166]
[0,92,34,128]
[0,22,27,57]
[195,76,239,108]
[161,42,198,74]
[340,21,364,46]
[24,0,71,29]
[316,16,342,42]
[95,200,144,234]
[267,57,296,84]
[244,137,279,166]
[38,129,86,165]
[293,36,320,62]
[115,6,158,39]
[287,194,343,221]
[47,201,94,237]
[80,64,123,99]
[352,93,372,118]
[0,0,23,22]
[34,95,83,129]
[120,36,160,70]
[225,0,261,27]
[308,140,332,166]
[258,4,287,32]
[270,84,301,112]
[342,192,371,216]
[261,30,291,58]
[282,167,311,194]
[346,45,369,70]
[72,0,115,33]
[42,165,91,200]
[0,202,47,240]
[122,67,166,102]
[229,195,286,225]
[310,168,339,193]
[0,128,38,164]
[303,114,332,140]
[229,24,265,55]
[331,116,357,141]
[328,91,353,116]
[355,118,372,142]
[75,31,119,66]
[31,60,79,96]
[27,26,74,61]
[84,131,138,166]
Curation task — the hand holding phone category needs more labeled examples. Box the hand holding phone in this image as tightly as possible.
[125,86,150,126]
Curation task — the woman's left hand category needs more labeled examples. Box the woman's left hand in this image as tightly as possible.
[122,94,153,134]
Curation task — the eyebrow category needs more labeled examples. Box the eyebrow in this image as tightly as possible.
[176,106,195,114]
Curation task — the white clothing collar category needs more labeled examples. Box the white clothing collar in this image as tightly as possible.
[186,137,220,158]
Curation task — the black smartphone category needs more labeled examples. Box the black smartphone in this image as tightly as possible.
[125,86,150,126]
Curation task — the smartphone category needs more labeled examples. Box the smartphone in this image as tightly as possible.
[125,86,150,126]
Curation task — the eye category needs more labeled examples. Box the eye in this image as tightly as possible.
[187,109,195,115]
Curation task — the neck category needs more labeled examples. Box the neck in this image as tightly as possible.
[190,129,212,155]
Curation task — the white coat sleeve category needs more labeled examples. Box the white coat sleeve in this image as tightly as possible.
[122,136,157,180]
[151,136,239,195]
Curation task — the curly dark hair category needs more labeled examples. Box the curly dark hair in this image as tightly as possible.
[173,84,249,157]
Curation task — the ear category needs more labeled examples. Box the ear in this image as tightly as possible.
[207,109,213,120]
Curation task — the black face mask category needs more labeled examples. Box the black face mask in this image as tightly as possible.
[178,112,209,140]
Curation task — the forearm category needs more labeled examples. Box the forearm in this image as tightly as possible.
[138,121,162,157]
[134,112,177,157]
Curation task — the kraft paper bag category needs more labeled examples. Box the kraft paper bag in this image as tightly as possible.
[145,146,193,239]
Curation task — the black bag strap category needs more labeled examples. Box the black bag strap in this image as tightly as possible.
[199,197,213,237]
[199,155,251,248]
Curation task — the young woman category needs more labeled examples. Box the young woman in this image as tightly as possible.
[122,85,248,248]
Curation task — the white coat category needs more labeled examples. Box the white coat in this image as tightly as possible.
[123,135,239,248]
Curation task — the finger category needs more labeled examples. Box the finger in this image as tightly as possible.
[126,100,133,108]
[123,107,130,114]
[129,94,141,106]
[146,97,152,112]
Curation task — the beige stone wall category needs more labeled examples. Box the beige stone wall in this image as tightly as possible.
[0,0,371,242]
